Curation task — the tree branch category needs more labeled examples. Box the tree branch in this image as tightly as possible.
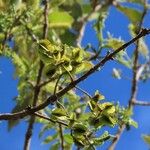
[107,125,126,150]
[23,1,49,149]
[132,100,150,106]
[34,112,68,126]
[108,3,148,149]
[76,0,114,46]
[0,28,150,121]
[59,124,65,150]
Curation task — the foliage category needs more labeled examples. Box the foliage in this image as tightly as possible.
[0,0,150,150]
[142,134,150,147]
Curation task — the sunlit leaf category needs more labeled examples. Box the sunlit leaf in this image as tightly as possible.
[43,134,58,144]
[142,135,150,146]
[105,35,125,51]
[73,136,85,147]
[117,5,142,23]
[49,11,74,28]
[39,124,53,138]
[73,61,93,74]
[93,90,105,102]
[94,131,110,145]
[138,38,149,57]
[128,118,138,128]
[50,143,60,150]
[100,115,117,127]
[51,108,67,117]
[64,134,74,144]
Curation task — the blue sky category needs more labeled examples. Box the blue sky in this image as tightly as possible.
[0,4,150,150]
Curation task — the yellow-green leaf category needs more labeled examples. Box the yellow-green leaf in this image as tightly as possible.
[117,5,142,23]
[142,135,150,146]
[93,90,105,101]
[94,131,110,145]
[128,118,138,128]
[73,61,93,74]
[64,134,74,144]
[49,11,74,28]
[139,38,149,57]
[43,134,57,144]
[51,108,67,117]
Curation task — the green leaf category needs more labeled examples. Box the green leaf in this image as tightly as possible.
[128,118,138,128]
[5,51,28,77]
[138,38,149,57]
[38,39,56,63]
[81,4,99,20]
[39,124,53,138]
[94,12,108,43]
[8,119,20,132]
[105,35,125,50]
[100,115,117,127]
[93,90,105,102]
[142,135,150,146]
[60,30,76,45]
[64,134,74,144]
[102,104,116,115]
[88,100,97,111]
[117,5,142,23]
[8,86,33,131]
[70,2,82,20]
[72,123,88,135]
[43,134,58,144]
[81,4,92,15]
[72,48,83,63]
[49,10,74,28]
[73,136,85,148]
[73,61,93,74]
[128,0,144,4]
[129,24,149,57]
[35,116,49,124]
[44,64,57,77]
[51,108,67,117]
[128,23,137,37]
[99,102,113,111]
[24,0,40,9]
[50,142,60,150]
[94,131,110,145]
[105,35,132,68]
[89,115,102,128]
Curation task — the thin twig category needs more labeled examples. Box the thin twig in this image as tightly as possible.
[129,4,147,108]
[0,28,150,120]
[59,124,65,150]
[107,125,126,150]
[76,0,114,46]
[54,74,63,95]
[75,86,92,99]
[39,76,58,88]
[25,25,38,42]
[132,100,150,106]
[34,112,68,126]
[84,135,95,150]
[63,65,92,99]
